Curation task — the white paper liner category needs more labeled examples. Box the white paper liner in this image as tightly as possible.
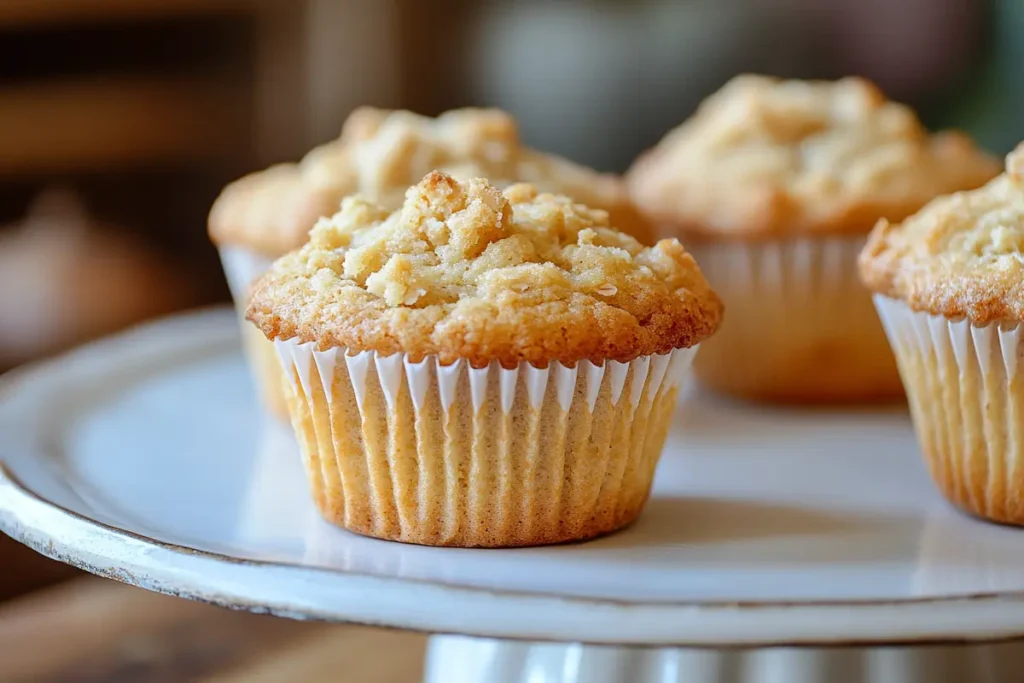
[874,295,1024,524]
[274,342,696,417]
[274,339,698,547]
[874,295,1022,381]
[218,246,291,417]
[689,235,899,401]
[218,246,275,306]
[693,236,861,298]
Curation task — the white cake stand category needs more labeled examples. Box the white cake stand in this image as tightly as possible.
[4,310,1024,683]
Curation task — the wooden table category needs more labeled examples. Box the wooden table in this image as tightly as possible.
[0,577,427,682]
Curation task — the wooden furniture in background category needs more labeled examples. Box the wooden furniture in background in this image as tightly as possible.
[0,0,251,28]
[0,538,77,604]
[0,0,260,602]
[0,577,427,682]
[0,78,244,177]
[0,0,426,605]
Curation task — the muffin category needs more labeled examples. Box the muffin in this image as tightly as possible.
[860,144,1024,525]
[627,75,999,403]
[211,107,653,418]
[246,172,721,547]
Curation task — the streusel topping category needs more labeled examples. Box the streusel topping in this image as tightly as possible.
[210,108,651,255]
[859,144,1024,324]
[627,75,999,238]
[247,172,721,366]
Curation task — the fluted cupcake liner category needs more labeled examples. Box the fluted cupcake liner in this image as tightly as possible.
[273,339,698,547]
[875,295,1024,525]
[219,246,291,418]
[219,246,275,302]
[689,236,901,403]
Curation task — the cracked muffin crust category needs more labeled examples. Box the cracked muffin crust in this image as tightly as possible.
[210,107,652,256]
[627,75,1000,239]
[860,144,1024,325]
[247,172,722,368]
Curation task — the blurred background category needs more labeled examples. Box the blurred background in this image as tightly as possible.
[0,0,1022,676]
[1,0,1023,379]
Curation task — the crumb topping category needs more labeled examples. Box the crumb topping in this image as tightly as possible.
[210,108,651,255]
[859,144,1024,324]
[627,75,1000,238]
[247,172,722,366]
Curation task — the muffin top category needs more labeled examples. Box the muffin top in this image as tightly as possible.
[627,75,999,239]
[859,145,1024,325]
[210,107,651,256]
[247,172,722,367]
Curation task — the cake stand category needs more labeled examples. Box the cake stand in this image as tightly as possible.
[4,309,1024,683]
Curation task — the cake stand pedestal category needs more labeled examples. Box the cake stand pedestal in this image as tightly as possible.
[4,310,1024,683]
[424,637,1024,683]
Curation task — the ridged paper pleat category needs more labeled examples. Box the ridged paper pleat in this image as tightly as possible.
[275,341,698,547]
[218,247,274,301]
[219,246,291,418]
[875,295,1024,524]
[690,236,901,402]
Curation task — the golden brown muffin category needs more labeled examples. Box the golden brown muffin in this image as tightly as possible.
[247,172,721,547]
[212,107,652,256]
[627,74,1000,403]
[860,144,1024,324]
[628,75,999,239]
[213,107,654,419]
[860,145,1024,525]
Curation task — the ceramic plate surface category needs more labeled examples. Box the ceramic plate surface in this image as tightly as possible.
[4,309,1024,646]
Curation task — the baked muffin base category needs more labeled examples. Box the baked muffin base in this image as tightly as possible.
[274,339,697,547]
[875,295,1024,525]
[690,236,902,403]
[220,247,291,419]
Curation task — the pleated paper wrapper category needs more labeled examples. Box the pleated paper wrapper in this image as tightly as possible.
[219,246,290,418]
[274,339,698,547]
[875,294,1024,525]
[690,236,901,403]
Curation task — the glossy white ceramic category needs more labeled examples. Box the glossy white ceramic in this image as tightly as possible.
[423,635,1024,683]
[4,310,1024,648]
